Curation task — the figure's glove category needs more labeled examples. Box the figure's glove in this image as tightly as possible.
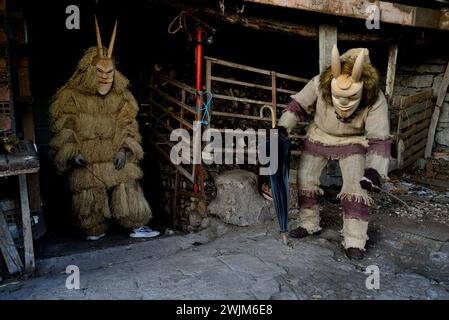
[360,168,382,193]
[276,126,289,140]
[72,154,87,167]
[114,148,126,170]
[278,110,298,134]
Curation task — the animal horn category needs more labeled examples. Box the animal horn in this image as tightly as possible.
[352,50,365,82]
[107,20,118,58]
[331,44,341,78]
[95,16,104,57]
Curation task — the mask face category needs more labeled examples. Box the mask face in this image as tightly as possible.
[330,45,365,121]
[94,17,117,96]
[95,58,114,95]
[331,75,363,119]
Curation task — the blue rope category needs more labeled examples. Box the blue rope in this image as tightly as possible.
[198,91,213,127]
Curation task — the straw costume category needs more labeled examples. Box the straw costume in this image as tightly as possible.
[49,18,157,239]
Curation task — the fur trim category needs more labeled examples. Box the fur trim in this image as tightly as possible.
[337,192,373,206]
[319,57,380,109]
[299,188,323,198]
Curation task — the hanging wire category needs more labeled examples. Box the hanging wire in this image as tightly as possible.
[168,10,216,36]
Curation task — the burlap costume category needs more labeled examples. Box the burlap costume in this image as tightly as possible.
[279,48,391,250]
[49,47,151,236]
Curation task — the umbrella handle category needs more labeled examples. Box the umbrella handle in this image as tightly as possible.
[282,233,288,246]
[260,105,276,129]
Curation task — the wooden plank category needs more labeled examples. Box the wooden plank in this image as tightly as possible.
[205,56,271,76]
[0,211,23,274]
[154,73,196,94]
[212,110,272,121]
[402,127,429,148]
[402,137,427,159]
[151,100,194,129]
[397,118,431,140]
[212,93,271,105]
[151,142,194,183]
[319,24,337,73]
[399,89,432,109]
[0,167,39,178]
[403,149,425,168]
[150,87,195,114]
[385,44,398,104]
[211,75,297,94]
[276,72,309,84]
[425,59,449,157]
[243,0,449,30]
[399,100,431,119]
[18,174,35,272]
[398,108,432,130]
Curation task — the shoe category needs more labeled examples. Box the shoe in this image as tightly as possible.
[130,226,160,238]
[345,248,365,260]
[288,226,310,238]
[86,233,106,241]
[260,183,273,201]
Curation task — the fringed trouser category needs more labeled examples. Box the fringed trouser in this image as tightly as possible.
[72,179,151,236]
[297,153,370,250]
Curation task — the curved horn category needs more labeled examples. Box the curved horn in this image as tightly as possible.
[107,20,118,58]
[331,44,341,78]
[352,50,365,82]
[95,16,104,57]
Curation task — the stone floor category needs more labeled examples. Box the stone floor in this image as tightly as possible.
[1,203,448,300]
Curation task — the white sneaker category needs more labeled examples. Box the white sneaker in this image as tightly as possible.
[86,233,106,241]
[130,226,160,238]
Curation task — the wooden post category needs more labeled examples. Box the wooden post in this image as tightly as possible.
[18,174,35,272]
[385,44,399,104]
[425,59,449,158]
[319,24,337,73]
[0,211,24,274]
[271,71,277,123]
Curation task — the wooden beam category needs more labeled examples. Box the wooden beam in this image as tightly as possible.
[425,59,449,157]
[0,211,23,275]
[18,174,35,273]
[385,44,398,104]
[319,24,337,73]
[147,0,390,41]
[244,0,449,31]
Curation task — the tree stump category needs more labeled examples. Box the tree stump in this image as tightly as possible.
[208,169,274,226]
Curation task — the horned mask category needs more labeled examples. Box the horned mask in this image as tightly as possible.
[330,45,365,120]
[94,17,117,96]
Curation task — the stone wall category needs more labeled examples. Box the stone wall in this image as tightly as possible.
[394,55,449,151]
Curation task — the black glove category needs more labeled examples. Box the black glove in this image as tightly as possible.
[276,126,289,139]
[114,149,126,170]
[360,168,382,193]
[72,154,87,167]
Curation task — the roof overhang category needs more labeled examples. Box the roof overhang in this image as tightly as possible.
[244,0,449,30]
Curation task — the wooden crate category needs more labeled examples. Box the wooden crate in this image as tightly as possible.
[392,89,434,169]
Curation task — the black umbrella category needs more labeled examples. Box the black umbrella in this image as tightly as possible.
[260,106,292,245]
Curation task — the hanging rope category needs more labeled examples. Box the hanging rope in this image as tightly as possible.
[198,91,213,128]
[168,10,216,35]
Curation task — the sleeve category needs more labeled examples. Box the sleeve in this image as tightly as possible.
[365,91,393,179]
[116,91,144,162]
[278,75,319,132]
[48,90,80,173]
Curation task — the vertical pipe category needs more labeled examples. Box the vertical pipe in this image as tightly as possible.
[194,26,203,193]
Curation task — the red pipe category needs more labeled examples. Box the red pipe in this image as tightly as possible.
[194,26,203,193]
